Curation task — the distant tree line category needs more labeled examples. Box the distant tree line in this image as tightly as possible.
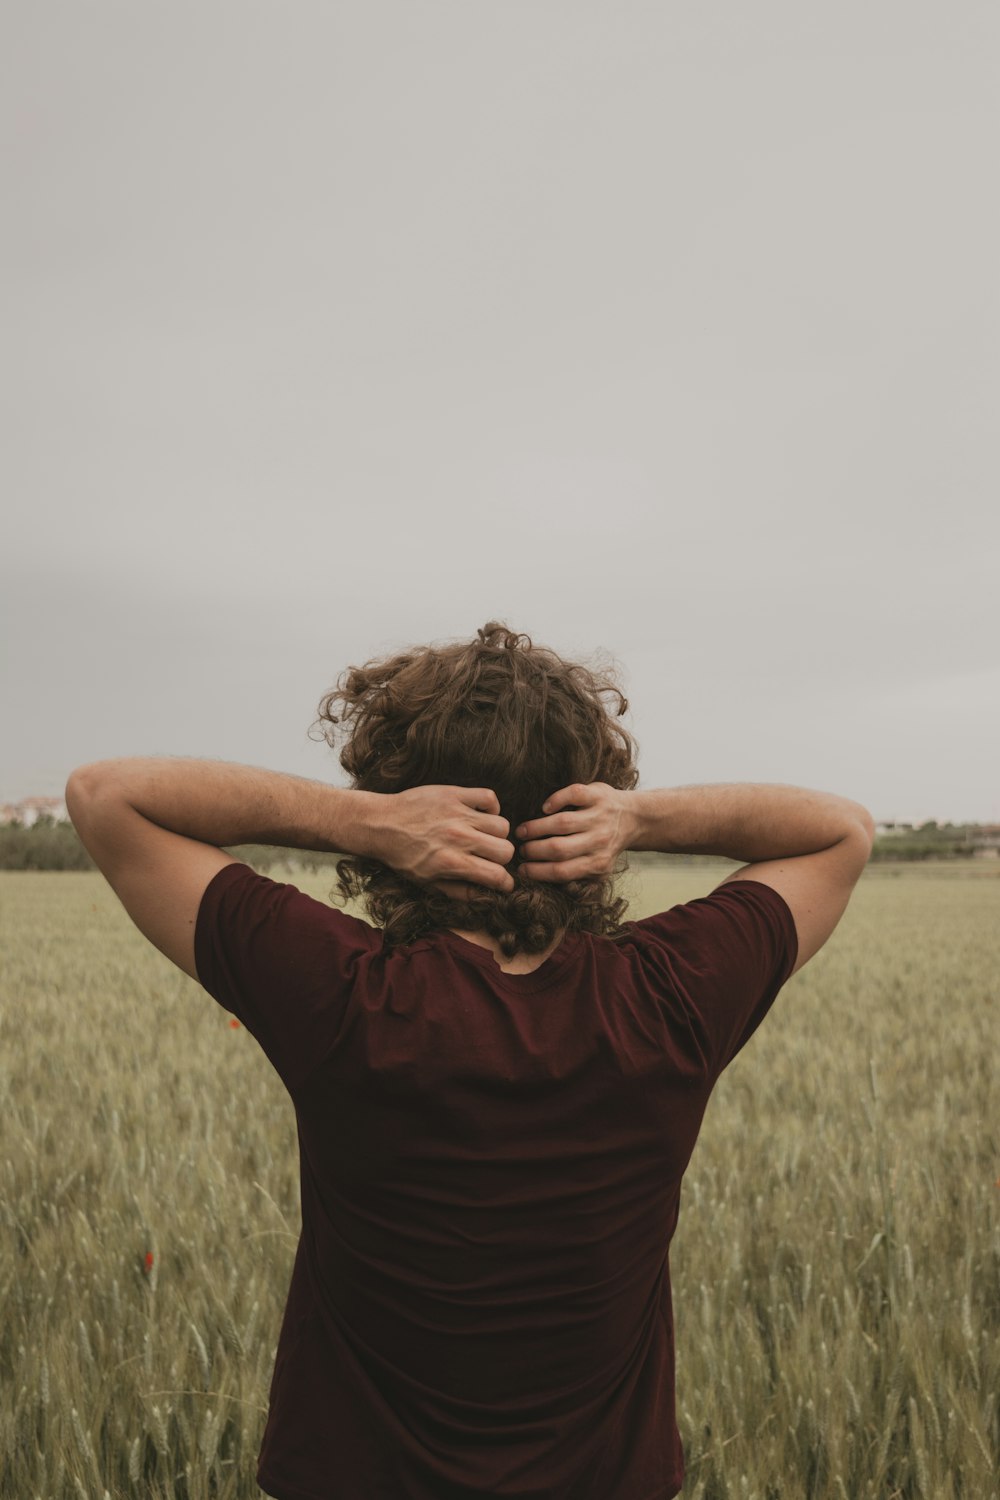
[0,813,993,871]
[0,816,345,874]
[868,821,993,861]
[0,816,97,870]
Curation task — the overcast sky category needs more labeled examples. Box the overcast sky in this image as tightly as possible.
[3,2,997,824]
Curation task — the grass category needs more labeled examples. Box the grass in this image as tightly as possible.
[1,861,997,1498]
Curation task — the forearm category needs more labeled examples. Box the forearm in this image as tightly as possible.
[628,782,874,862]
[66,757,379,856]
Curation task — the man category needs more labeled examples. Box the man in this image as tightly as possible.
[67,623,873,1500]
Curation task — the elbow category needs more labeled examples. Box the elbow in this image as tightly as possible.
[66,763,99,802]
[65,767,94,829]
[853,806,877,853]
[65,763,116,825]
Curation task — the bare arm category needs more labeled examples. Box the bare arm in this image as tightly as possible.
[627,782,873,862]
[65,758,516,982]
[516,781,875,977]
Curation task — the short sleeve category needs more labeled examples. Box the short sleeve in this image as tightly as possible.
[194,862,380,1093]
[629,879,798,1080]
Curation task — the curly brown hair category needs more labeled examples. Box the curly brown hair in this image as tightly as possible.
[310,621,640,959]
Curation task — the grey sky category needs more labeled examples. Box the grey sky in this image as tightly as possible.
[3,2,997,823]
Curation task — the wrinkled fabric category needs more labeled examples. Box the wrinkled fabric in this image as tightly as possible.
[195,864,796,1500]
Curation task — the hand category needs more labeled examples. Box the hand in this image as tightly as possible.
[370,785,516,897]
[515,782,633,882]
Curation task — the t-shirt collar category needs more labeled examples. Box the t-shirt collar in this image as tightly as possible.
[436,927,583,991]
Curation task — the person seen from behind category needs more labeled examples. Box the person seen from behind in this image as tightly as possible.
[66,621,875,1500]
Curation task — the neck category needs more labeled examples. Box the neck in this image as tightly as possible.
[447,926,567,974]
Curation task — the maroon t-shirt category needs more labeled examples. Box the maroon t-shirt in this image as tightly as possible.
[195,863,797,1500]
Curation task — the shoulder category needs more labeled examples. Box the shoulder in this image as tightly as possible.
[621,881,798,1076]
[193,865,383,1092]
[195,864,381,978]
[627,879,796,955]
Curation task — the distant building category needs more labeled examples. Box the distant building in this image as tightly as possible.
[969,825,1000,859]
[0,796,70,827]
[875,821,914,836]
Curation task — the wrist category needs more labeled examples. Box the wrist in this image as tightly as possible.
[625,788,658,853]
[335,788,389,861]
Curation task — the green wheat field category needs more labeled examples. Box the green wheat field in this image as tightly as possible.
[1,862,998,1499]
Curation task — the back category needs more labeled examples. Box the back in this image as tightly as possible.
[194,863,799,1500]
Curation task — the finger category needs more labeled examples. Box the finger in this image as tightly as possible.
[520,856,593,883]
[460,860,516,892]
[467,831,516,865]
[469,811,511,838]
[430,879,476,899]
[518,833,589,861]
[516,811,583,841]
[429,873,514,897]
[456,787,502,816]
[539,783,592,817]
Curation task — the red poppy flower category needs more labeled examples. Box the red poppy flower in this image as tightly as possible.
[144,1251,154,1273]
[230,1018,241,1029]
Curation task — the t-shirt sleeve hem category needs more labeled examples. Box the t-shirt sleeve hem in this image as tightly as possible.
[194,860,258,1004]
[716,877,799,982]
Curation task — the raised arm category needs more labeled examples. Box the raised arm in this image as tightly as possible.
[516,781,875,977]
[66,759,516,980]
